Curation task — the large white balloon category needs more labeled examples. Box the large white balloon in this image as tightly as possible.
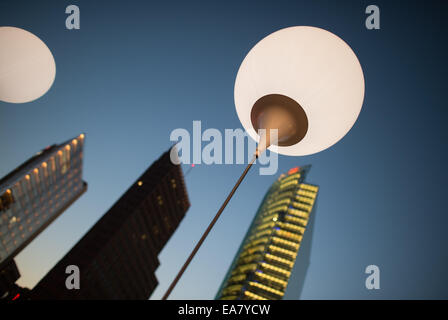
[0,26,56,103]
[234,26,365,156]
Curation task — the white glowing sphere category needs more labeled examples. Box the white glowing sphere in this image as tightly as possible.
[0,26,56,103]
[234,26,365,156]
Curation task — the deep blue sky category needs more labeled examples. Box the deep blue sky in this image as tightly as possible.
[0,0,447,299]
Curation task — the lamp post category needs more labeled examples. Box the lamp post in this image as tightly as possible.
[162,26,365,300]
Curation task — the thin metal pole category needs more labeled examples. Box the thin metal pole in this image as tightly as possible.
[162,156,256,300]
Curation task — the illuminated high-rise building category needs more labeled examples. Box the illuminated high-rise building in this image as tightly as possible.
[216,166,318,300]
[31,147,190,300]
[0,134,87,270]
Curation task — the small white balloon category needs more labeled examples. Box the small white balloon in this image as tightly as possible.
[0,26,56,104]
[234,26,365,156]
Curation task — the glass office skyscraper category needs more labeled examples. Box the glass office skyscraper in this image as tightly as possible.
[216,166,318,300]
[0,134,87,269]
[31,147,190,300]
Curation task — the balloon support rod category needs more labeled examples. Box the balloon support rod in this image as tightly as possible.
[161,149,265,300]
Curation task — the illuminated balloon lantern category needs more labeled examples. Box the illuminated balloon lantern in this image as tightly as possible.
[234,26,365,156]
[0,26,56,103]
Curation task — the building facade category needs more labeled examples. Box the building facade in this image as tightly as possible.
[0,134,87,270]
[216,166,318,300]
[31,147,190,300]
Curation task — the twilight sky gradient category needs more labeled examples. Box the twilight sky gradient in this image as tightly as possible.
[0,0,447,299]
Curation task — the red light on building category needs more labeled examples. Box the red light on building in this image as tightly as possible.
[288,167,300,175]
[12,293,20,301]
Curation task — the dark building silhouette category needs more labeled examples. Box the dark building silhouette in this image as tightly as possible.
[0,259,20,297]
[0,260,30,301]
[31,147,190,299]
[216,166,318,300]
[0,134,87,270]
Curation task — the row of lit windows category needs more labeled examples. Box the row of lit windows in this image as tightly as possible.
[226,273,247,285]
[269,191,293,204]
[286,212,308,227]
[242,244,266,257]
[264,205,288,216]
[279,221,306,235]
[265,253,294,268]
[243,237,268,250]
[1,209,48,232]
[268,245,297,259]
[255,271,287,287]
[237,253,262,266]
[17,134,83,190]
[257,210,277,222]
[27,145,76,188]
[260,262,291,277]
[232,263,257,275]
[264,191,287,206]
[297,189,317,199]
[272,236,299,249]
[5,160,82,214]
[247,228,273,243]
[275,229,302,242]
[0,180,84,253]
[254,221,275,233]
[244,290,267,300]
[290,202,312,213]
[220,295,238,300]
[279,180,298,190]
[299,183,318,192]
[259,213,278,225]
[4,178,82,225]
[283,215,308,229]
[296,195,315,205]
[221,284,243,296]
[248,281,284,297]
[266,198,291,210]
[287,208,310,219]
[279,172,300,184]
